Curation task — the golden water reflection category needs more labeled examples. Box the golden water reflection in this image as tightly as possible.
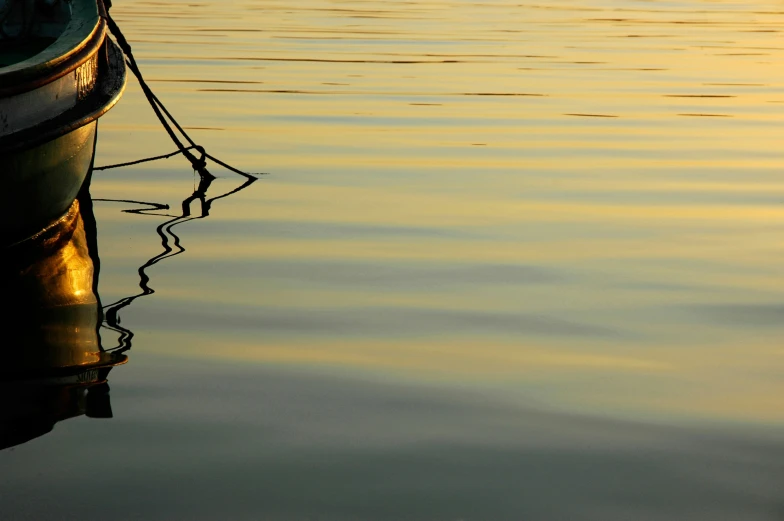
[1,200,126,450]
[91,0,784,426]
[3,1,784,518]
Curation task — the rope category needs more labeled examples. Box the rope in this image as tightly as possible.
[93,146,197,171]
[101,0,259,179]
[97,174,255,352]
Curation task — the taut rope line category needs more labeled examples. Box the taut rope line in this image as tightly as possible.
[100,0,260,179]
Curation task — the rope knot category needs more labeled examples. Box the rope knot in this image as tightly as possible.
[192,146,208,171]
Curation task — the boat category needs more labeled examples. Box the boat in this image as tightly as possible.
[1,196,127,450]
[0,123,256,450]
[0,0,126,246]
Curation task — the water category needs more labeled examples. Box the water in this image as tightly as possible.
[3,0,784,519]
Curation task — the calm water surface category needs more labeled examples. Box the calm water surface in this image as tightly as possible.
[4,1,784,519]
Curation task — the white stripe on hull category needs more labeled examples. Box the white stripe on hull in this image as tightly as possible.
[0,51,98,137]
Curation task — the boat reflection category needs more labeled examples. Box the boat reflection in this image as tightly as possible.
[1,148,255,450]
[0,199,124,450]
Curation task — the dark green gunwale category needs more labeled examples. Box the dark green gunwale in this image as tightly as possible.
[0,0,104,96]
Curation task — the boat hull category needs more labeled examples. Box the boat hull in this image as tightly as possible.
[0,34,126,246]
[0,0,106,132]
[0,122,96,245]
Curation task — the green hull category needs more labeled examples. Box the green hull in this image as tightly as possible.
[0,32,126,246]
[0,0,127,450]
[0,122,96,244]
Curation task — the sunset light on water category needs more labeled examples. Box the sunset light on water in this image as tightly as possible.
[3,1,784,519]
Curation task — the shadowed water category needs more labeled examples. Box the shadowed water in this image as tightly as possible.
[2,0,784,519]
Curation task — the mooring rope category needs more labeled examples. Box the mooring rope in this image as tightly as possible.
[93,146,198,171]
[100,0,260,179]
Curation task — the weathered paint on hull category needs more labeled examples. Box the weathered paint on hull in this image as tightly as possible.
[0,50,99,136]
[0,121,96,245]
